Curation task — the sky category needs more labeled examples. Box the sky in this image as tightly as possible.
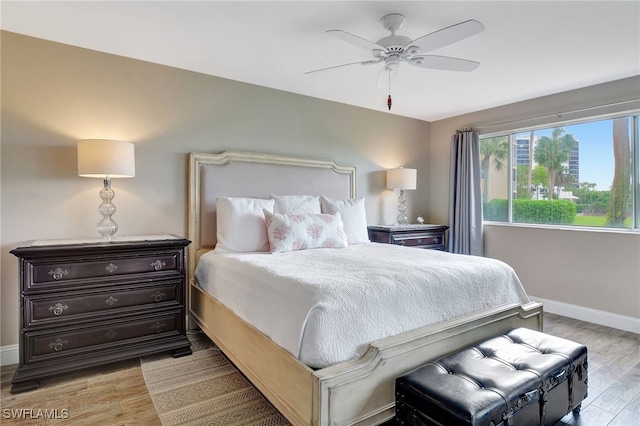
[517,117,632,191]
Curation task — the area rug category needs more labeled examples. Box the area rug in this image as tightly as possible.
[141,346,291,426]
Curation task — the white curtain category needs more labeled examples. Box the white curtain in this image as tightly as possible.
[448,130,483,255]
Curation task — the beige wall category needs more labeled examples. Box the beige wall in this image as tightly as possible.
[0,32,431,347]
[2,31,638,351]
[428,76,640,320]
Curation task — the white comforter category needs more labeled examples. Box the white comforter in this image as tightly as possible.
[195,243,529,368]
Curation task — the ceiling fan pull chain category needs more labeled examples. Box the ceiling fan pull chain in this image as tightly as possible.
[387,72,392,110]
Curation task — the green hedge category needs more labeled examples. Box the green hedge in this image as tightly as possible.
[483,199,508,221]
[484,199,577,224]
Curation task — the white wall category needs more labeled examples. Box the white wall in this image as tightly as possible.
[428,76,640,329]
[0,32,431,350]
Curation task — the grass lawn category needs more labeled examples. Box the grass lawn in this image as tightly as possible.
[573,215,607,226]
[574,215,632,227]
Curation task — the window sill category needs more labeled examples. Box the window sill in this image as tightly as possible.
[483,221,640,235]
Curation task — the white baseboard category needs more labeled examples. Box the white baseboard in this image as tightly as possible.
[1,344,18,367]
[531,295,640,334]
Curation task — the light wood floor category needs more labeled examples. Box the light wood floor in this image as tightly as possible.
[544,313,640,426]
[1,314,638,425]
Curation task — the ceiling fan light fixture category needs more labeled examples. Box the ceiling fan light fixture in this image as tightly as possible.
[385,55,402,66]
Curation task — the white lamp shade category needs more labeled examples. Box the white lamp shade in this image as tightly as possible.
[77,139,135,178]
[386,168,417,190]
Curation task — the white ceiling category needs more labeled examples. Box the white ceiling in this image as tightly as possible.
[2,1,639,122]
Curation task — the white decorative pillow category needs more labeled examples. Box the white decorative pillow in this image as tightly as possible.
[215,197,275,253]
[270,194,321,214]
[263,210,348,253]
[320,196,370,245]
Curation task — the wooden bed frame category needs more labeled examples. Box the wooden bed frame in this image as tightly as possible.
[187,150,543,426]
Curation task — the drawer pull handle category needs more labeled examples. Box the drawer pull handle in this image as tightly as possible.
[105,296,119,306]
[48,268,69,280]
[417,239,424,244]
[105,263,118,273]
[49,338,68,352]
[105,329,118,339]
[150,260,167,271]
[48,303,69,316]
[150,322,166,333]
[151,291,166,302]
[433,237,440,244]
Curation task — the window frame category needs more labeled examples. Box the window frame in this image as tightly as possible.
[479,112,640,232]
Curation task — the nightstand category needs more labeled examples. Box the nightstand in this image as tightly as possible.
[367,224,449,251]
[9,234,192,393]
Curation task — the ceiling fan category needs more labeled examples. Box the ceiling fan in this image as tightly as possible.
[306,13,484,109]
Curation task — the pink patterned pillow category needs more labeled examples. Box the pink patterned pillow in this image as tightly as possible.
[263,210,348,253]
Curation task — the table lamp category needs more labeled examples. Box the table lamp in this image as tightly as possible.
[386,167,417,225]
[77,139,135,240]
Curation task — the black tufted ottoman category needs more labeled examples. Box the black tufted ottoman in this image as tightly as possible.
[395,327,587,426]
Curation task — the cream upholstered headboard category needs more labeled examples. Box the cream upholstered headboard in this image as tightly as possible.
[187,151,356,282]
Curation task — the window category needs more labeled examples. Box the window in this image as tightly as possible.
[480,115,639,229]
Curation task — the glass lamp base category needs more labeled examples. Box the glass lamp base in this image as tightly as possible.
[97,219,118,240]
[396,212,409,225]
[97,177,118,240]
[396,189,409,225]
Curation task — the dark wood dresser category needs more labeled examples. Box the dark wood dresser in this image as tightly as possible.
[9,235,192,393]
[368,224,449,251]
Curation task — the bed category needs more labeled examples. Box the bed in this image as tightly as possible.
[187,150,543,426]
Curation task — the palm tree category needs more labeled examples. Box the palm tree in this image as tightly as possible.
[480,136,509,202]
[555,167,576,195]
[607,118,631,226]
[534,128,577,199]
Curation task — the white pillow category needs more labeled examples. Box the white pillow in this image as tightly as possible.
[270,194,321,214]
[263,210,348,253]
[215,197,275,253]
[320,196,370,244]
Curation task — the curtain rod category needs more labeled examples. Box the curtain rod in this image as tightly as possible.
[473,98,640,130]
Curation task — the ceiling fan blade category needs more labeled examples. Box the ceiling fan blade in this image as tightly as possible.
[406,19,484,53]
[377,64,399,90]
[409,55,480,72]
[305,59,382,75]
[326,29,385,51]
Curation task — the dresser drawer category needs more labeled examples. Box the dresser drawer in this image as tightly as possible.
[26,252,181,292]
[23,312,182,364]
[24,281,180,328]
[391,233,445,249]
